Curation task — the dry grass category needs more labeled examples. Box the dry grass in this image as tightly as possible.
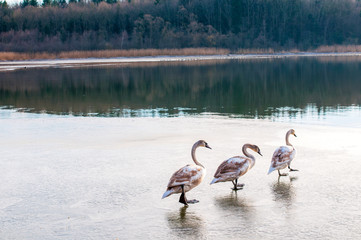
[0,48,230,61]
[2,45,361,61]
[233,45,361,54]
[312,45,361,53]
[235,48,300,54]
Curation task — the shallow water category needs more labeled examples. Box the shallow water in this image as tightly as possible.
[1,56,361,239]
[0,111,361,239]
[1,57,361,123]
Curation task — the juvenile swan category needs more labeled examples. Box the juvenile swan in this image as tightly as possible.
[268,129,297,176]
[210,144,262,190]
[162,140,211,205]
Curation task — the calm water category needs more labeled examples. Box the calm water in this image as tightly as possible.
[1,56,361,239]
[1,57,361,125]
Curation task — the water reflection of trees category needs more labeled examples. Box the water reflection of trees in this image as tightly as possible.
[1,58,361,117]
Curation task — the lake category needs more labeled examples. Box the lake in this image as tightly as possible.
[0,56,361,239]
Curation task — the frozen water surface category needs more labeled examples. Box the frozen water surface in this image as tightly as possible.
[1,56,361,239]
[1,110,361,239]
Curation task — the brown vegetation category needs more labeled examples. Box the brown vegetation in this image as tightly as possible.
[1,0,361,54]
[2,45,361,61]
[313,45,361,53]
[0,48,230,61]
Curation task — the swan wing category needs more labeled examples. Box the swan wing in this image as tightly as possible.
[167,164,203,188]
[270,146,295,169]
[214,156,251,179]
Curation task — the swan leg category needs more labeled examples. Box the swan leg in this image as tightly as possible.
[278,170,288,176]
[179,185,188,205]
[179,185,199,205]
[231,179,244,191]
[288,165,299,172]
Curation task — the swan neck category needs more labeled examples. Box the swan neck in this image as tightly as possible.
[191,143,204,168]
[285,131,293,147]
[242,144,255,160]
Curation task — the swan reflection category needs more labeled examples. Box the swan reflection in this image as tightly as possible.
[214,192,255,222]
[166,206,205,238]
[270,176,297,208]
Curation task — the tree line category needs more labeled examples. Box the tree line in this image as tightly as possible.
[0,0,361,52]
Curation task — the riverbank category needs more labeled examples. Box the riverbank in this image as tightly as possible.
[2,45,361,61]
[1,51,361,72]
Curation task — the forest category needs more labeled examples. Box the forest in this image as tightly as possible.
[0,0,361,52]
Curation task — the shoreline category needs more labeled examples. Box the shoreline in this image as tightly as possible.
[1,52,361,71]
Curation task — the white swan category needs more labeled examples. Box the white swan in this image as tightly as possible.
[210,144,262,190]
[268,129,297,176]
[162,140,211,205]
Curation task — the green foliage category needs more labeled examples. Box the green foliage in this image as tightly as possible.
[0,0,8,8]
[42,0,50,6]
[1,0,361,52]
[21,0,29,8]
[29,0,38,6]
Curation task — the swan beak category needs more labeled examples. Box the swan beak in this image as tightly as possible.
[294,133,297,137]
[258,151,263,156]
[205,144,212,149]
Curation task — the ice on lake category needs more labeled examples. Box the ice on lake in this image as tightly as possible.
[1,110,361,239]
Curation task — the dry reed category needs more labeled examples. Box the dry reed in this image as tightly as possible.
[0,48,230,61]
[2,45,361,61]
[313,45,361,53]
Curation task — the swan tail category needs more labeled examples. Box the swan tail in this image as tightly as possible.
[210,178,219,185]
[267,167,275,175]
[162,189,174,199]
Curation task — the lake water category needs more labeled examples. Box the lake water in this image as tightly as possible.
[1,57,361,124]
[0,56,361,239]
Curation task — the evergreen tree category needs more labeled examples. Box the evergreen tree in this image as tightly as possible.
[58,0,66,7]
[51,0,66,7]
[42,0,51,6]
[29,0,38,7]
[106,0,117,4]
[21,0,29,8]
[92,0,103,4]
[1,0,361,52]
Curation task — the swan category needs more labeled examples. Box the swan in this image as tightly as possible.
[268,129,297,176]
[210,144,262,190]
[162,140,211,205]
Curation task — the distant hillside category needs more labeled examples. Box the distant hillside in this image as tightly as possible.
[0,0,360,52]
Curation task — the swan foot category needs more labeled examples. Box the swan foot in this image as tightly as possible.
[179,185,199,205]
[289,167,299,172]
[278,170,288,176]
[232,180,244,190]
[231,186,244,191]
[186,199,199,204]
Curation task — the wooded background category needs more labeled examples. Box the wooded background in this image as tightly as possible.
[0,0,360,52]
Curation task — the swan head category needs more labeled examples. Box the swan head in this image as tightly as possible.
[197,140,212,149]
[289,129,297,137]
[250,144,262,156]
